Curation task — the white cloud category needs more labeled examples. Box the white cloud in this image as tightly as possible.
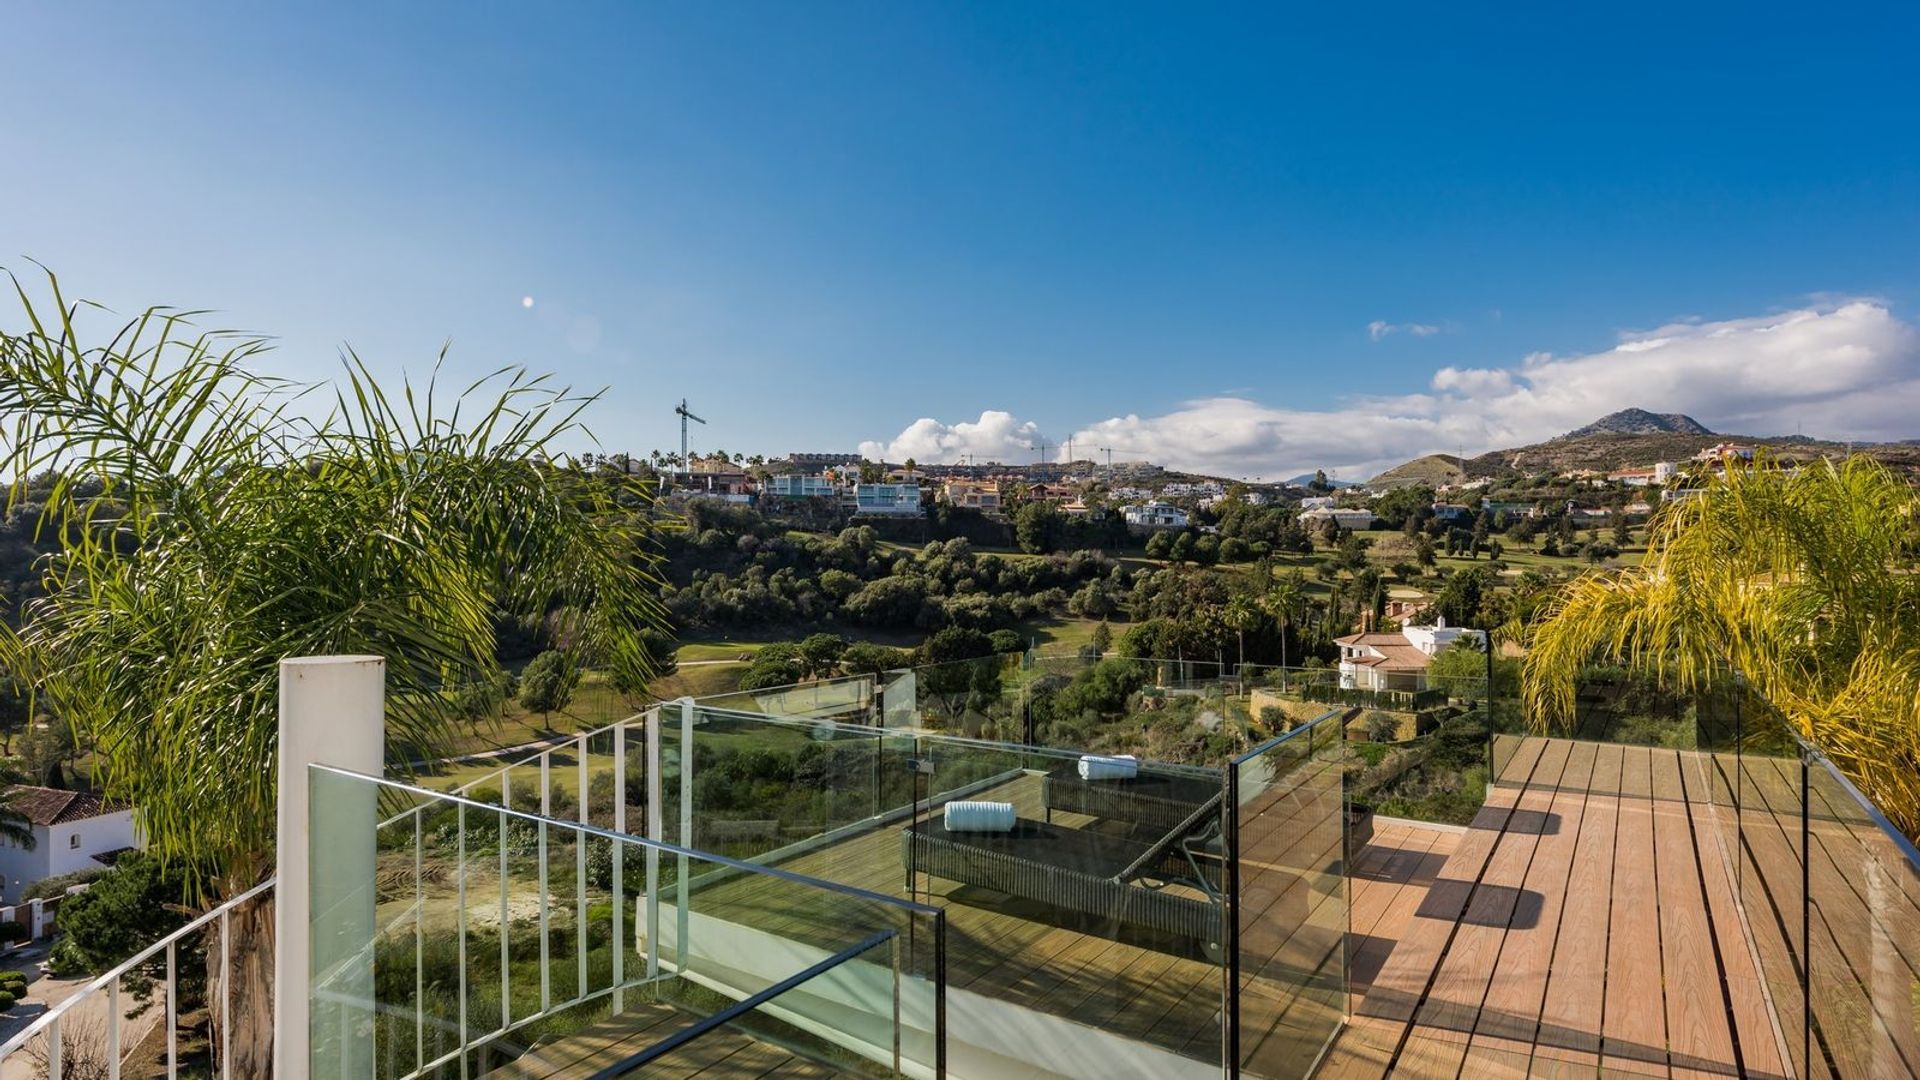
[858,410,1044,465]
[1056,300,1920,480]
[859,300,1920,482]
[1368,319,1443,342]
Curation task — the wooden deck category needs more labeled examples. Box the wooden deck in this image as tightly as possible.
[487,997,853,1079]
[688,771,1229,1066]
[1319,737,1798,1080]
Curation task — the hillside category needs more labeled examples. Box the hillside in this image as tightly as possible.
[1559,408,1712,439]
[1368,411,1920,485]
[1368,454,1474,489]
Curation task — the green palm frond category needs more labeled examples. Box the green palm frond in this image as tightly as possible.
[1522,453,1920,833]
[0,270,669,898]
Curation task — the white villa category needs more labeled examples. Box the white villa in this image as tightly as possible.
[0,787,141,903]
[1335,619,1487,692]
[763,473,841,498]
[1122,501,1189,530]
[1299,506,1376,530]
[852,482,925,516]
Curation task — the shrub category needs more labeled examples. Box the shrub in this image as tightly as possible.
[48,851,199,978]
[22,866,108,900]
[0,990,15,1011]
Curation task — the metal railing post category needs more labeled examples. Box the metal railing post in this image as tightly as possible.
[576,732,589,999]
[539,751,551,1013]
[166,940,177,1079]
[108,982,119,1080]
[612,721,626,1014]
[678,697,694,970]
[646,708,662,979]
[414,809,425,1072]
[456,801,469,1080]
[499,773,511,1030]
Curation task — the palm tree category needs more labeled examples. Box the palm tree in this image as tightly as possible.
[1223,593,1261,676]
[0,761,40,852]
[1523,455,1920,834]
[0,271,669,1071]
[1262,575,1307,679]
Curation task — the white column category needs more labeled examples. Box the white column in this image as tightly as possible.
[274,655,385,1080]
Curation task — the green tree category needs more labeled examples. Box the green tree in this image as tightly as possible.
[518,650,580,717]
[0,761,40,851]
[0,273,668,1071]
[796,633,848,678]
[0,671,26,754]
[1224,593,1262,673]
[1262,575,1307,674]
[1089,620,1113,657]
[738,643,805,690]
[841,642,912,676]
[1426,566,1490,628]
[1013,501,1065,555]
[1414,533,1437,571]
[1169,532,1194,563]
[45,851,197,981]
[1525,456,1920,832]
[1145,531,1174,559]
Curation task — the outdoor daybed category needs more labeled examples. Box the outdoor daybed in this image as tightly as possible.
[1040,764,1222,832]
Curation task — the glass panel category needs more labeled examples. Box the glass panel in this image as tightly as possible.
[1730,700,1811,1078]
[309,765,943,1080]
[658,704,1230,1072]
[1233,711,1347,1079]
[594,935,903,1078]
[1805,750,1920,1079]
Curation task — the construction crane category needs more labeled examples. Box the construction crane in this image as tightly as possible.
[1098,446,1116,481]
[674,398,707,474]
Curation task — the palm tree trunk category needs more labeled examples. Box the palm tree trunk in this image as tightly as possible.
[207,890,275,1077]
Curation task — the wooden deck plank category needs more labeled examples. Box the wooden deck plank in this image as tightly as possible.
[1528,742,1621,1073]
[1392,741,1570,1077]
[1357,776,1536,1030]
[1602,745,1670,1076]
[1457,740,1599,1075]
[1680,751,1793,1080]
[1649,751,1739,1080]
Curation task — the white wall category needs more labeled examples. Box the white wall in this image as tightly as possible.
[0,811,140,904]
[46,810,138,879]
[0,829,49,905]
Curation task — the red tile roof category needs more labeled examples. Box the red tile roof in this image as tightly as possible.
[5,787,131,827]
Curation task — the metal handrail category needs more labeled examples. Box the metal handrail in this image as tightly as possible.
[0,876,276,1076]
[584,930,898,1080]
[329,765,946,918]
[314,764,946,1079]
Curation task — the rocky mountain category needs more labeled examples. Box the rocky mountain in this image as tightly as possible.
[1558,408,1713,440]
[1365,410,1920,487]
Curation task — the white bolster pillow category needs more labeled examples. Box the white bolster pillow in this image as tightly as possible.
[943,800,1016,833]
[1078,754,1139,781]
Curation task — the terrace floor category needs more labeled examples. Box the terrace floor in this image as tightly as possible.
[693,772,1229,1067]
[1319,737,1798,1080]
[490,998,853,1079]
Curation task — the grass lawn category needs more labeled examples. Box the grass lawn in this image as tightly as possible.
[1019,616,1114,653]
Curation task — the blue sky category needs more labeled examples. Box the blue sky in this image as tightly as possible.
[6,2,1919,479]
